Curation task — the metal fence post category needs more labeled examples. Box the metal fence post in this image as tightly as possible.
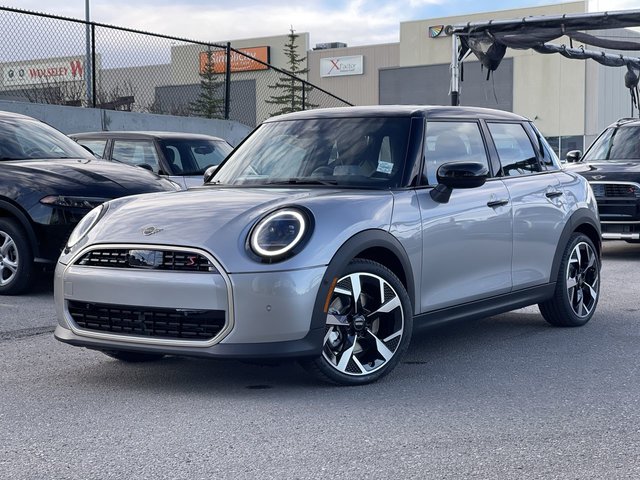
[302,82,306,110]
[224,42,231,120]
[91,23,97,107]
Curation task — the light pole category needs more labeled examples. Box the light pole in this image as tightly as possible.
[85,0,92,106]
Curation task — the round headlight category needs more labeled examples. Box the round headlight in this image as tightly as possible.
[250,208,310,260]
[66,203,106,249]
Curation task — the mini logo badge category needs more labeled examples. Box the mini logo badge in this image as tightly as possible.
[591,175,605,180]
[142,226,163,236]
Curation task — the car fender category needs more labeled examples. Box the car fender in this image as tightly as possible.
[0,198,39,257]
[549,207,601,282]
[308,228,415,331]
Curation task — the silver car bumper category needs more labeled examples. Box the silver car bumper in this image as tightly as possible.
[54,244,326,358]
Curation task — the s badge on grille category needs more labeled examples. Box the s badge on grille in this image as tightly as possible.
[142,226,163,236]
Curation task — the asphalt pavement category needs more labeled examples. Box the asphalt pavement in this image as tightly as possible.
[1,242,639,479]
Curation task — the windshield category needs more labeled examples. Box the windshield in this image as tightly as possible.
[159,138,233,176]
[0,117,90,160]
[582,125,640,162]
[213,117,411,189]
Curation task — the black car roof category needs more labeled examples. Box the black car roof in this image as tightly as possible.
[70,131,226,141]
[610,118,640,128]
[265,105,528,122]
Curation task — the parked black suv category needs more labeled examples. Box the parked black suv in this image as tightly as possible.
[0,110,179,294]
[569,118,640,242]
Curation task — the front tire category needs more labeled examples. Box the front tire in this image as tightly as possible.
[303,259,412,385]
[539,233,600,327]
[0,218,34,296]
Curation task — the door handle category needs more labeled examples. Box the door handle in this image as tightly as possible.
[545,191,563,199]
[487,199,509,208]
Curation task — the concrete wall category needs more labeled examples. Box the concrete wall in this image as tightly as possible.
[0,100,252,146]
[308,43,399,106]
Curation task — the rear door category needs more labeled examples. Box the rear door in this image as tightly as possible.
[417,119,513,312]
[485,121,569,289]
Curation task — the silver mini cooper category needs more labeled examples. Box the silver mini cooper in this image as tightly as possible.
[54,106,601,385]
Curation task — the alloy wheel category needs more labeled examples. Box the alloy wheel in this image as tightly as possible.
[566,241,599,318]
[0,229,19,287]
[322,272,405,376]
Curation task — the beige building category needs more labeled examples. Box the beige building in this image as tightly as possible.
[308,1,639,155]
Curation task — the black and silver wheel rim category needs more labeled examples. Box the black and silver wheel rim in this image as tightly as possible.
[322,272,405,377]
[566,241,599,318]
[0,230,19,287]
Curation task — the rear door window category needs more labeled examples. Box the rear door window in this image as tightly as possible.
[75,139,107,158]
[488,123,541,176]
[112,140,160,173]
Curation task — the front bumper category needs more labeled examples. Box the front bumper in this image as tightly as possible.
[54,244,327,359]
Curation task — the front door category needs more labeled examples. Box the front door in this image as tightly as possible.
[418,120,513,313]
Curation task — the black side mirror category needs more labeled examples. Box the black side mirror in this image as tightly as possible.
[566,150,582,163]
[430,162,488,204]
[203,165,219,183]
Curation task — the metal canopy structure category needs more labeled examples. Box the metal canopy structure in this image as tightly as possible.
[449,9,640,109]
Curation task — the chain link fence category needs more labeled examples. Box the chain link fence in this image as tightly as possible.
[0,6,352,127]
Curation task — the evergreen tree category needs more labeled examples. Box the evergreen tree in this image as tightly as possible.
[266,27,317,116]
[190,48,225,119]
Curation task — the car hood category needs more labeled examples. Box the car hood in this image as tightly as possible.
[1,158,176,198]
[578,161,640,182]
[70,186,395,273]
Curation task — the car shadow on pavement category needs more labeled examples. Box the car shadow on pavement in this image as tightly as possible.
[57,308,574,395]
[601,241,640,260]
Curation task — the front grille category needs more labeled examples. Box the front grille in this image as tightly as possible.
[76,249,217,272]
[68,300,225,340]
[591,183,640,198]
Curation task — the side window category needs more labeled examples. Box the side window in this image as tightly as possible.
[424,121,489,185]
[488,123,541,176]
[76,139,107,158]
[112,140,160,173]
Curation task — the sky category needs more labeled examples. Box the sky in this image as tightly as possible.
[1,0,639,47]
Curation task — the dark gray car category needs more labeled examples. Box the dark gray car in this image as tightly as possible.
[54,106,602,385]
[70,131,233,189]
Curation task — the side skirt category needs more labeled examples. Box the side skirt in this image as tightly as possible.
[414,283,556,329]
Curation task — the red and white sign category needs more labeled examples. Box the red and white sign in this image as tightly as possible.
[320,55,363,77]
[3,59,85,86]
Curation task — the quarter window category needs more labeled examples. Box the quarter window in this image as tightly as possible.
[488,123,541,176]
[424,121,489,185]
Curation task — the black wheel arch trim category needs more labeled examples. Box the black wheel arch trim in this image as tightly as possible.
[549,208,601,282]
[0,198,39,257]
[309,228,415,332]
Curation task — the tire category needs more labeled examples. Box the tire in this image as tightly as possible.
[0,218,34,296]
[301,258,413,386]
[539,232,600,327]
[102,350,165,363]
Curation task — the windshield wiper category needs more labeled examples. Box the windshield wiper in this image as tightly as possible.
[263,178,338,186]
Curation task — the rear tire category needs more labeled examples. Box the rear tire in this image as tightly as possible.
[0,218,34,296]
[301,259,412,386]
[102,350,165,363]
[539,233,600,327]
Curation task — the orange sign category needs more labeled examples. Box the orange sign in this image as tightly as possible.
[199,46,270,74]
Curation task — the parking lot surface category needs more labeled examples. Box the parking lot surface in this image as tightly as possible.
[1,242,639,479]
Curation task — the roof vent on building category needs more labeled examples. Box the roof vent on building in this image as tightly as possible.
[314,42,347,50]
